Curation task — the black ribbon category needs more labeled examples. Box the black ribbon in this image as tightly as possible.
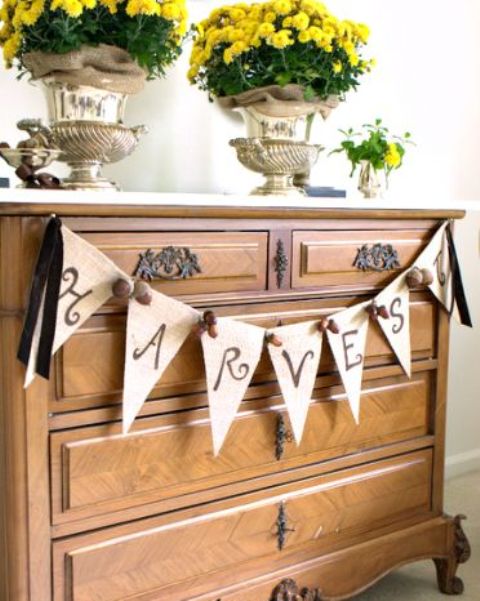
[17,216,64,379]
[445,222,472,328]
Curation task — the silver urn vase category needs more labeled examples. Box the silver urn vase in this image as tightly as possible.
[229,104,323,197]
[43,80,147,190]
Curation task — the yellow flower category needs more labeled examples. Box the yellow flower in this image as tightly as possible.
[282,16,292,27]
[332,60,342,73]
[263,11,276,23]
[355,23,370,43]
[81,0,96,9]
[292,11,309,31]
[297,29,311,43]
[162,3,181,20]
[385,143,401,168]
[300,0,316,16]
[273,0,291,16]
[349,51,359,66]
[223,47,234,64]
[257,22,275,38]
[269,29,293,49]
[231,40,246,55]
[62,0,84,18]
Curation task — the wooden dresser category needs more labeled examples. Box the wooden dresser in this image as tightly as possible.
[0,202,471,601]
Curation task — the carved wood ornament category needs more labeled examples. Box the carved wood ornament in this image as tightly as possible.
[270,579,323,601]
[134,246,201,281]
[434,514,471,595]
[274,239,289,288]
[353,243,400,272]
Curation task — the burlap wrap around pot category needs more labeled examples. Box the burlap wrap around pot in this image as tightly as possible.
[23,45,146,94]
[218,85,340,119]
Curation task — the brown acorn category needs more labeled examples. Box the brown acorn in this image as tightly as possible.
[203,310,217,325]
[207,323,219,339]
[406,267,423,289]
[365,303,379,321]
[112,278,132,299]
[133,280,152,305]
[377,305,390,320]
[327,319,340,334]
[316,318,330,333]
[421,268,434,286]
[266,332,283,347]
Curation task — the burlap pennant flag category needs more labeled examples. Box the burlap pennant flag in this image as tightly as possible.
[414,222,453,311]
[267,320,323,444]
[202,318,265,455]
[123,290,200,433]
[374,274,411,377]
[25,225,128,387]
[326,302,370,423]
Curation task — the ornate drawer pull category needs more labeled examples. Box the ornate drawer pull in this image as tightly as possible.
[270,578,323,600]
[274,239,289,288]
[276,501,295,551]
[134,246,201,281]
[275,413,293,460]
[353,243,400,272]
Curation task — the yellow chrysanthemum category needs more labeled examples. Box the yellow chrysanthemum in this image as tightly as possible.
[273,0,291,16]
[297,29,311,43]
[292,11,309,31]
[257,21,275,37]
[162,3,181,21]
[269,29,293,49]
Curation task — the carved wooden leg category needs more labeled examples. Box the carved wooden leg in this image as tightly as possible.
[434,515,471,595]
[269,578,323,601]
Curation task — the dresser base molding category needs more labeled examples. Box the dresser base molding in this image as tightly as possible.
[189,515,470,601]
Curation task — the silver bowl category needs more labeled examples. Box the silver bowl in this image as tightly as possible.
[229,138,323,197]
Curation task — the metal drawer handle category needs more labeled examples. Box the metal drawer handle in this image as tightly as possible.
[134,246,201,281]
[275,413,294,460]
[353,243,400,272]
[276,501,295,551]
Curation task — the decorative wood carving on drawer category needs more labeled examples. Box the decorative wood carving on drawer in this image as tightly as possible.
[134,246,201,281]
[270,579,322,601]
[353,243,401,272]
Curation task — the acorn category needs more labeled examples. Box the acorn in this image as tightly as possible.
[266,332,283,347]
[421,268,434,286]
[406,267,423,289]
[365,303,379,321]
[316,318,331,333]
[112,278,132,299]
[377,305,390,320]
[327,319,340,334]
[192,321,208,337]
[133,280,152,305]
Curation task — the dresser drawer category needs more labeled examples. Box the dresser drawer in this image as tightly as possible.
[51,296,436,412]
[292,229,430,290]
[78,231,268,297]
[52,450,432,601]
[50,371,432,526]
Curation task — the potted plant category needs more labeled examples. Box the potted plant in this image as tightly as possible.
[331,119,413,198]
[188,0,373,195]
[0,0,188,189]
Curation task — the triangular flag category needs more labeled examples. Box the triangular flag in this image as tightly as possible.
[267,320,323,444]
[374,274,411,377]
[202,318,265,455]
[414,222,453,311]
[326,302,370,423]
[122,290,200,433]
[25,225,128,387]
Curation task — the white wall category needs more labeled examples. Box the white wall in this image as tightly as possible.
[1,0,479,471]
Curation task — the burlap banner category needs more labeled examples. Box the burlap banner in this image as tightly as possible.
[374,273,411,377]
[414,222,453,312]
[326,302,370,423]
[24,225,127,387]
[122,289,200,434]
[201,317,265,455]
[18,217,471,454]
[267,320,323,443]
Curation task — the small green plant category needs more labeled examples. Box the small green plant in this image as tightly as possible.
[331,119,413,179]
